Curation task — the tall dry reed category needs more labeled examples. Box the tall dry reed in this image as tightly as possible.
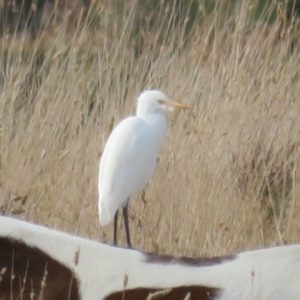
[1,0,300,256]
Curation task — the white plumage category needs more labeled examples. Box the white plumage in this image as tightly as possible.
[98,90,188,247]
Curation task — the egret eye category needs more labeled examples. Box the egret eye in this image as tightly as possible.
[157,99,165,104]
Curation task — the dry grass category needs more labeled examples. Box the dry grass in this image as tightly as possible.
[1,1,300,257]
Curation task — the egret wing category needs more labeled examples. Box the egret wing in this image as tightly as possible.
[98,117,156,225]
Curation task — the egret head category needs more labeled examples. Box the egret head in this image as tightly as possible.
[136,90,188,116]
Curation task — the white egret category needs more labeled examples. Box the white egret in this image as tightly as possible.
[98,90,188,248]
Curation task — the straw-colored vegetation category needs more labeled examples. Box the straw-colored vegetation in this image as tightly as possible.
[1,0,300,257]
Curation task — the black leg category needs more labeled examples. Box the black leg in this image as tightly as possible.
[123,201,132,248]
[113,210,119,246]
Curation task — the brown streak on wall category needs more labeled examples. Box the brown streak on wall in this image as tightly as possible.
[0,237,80,300]
[144,251,236,267]
[104,285,222,300]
